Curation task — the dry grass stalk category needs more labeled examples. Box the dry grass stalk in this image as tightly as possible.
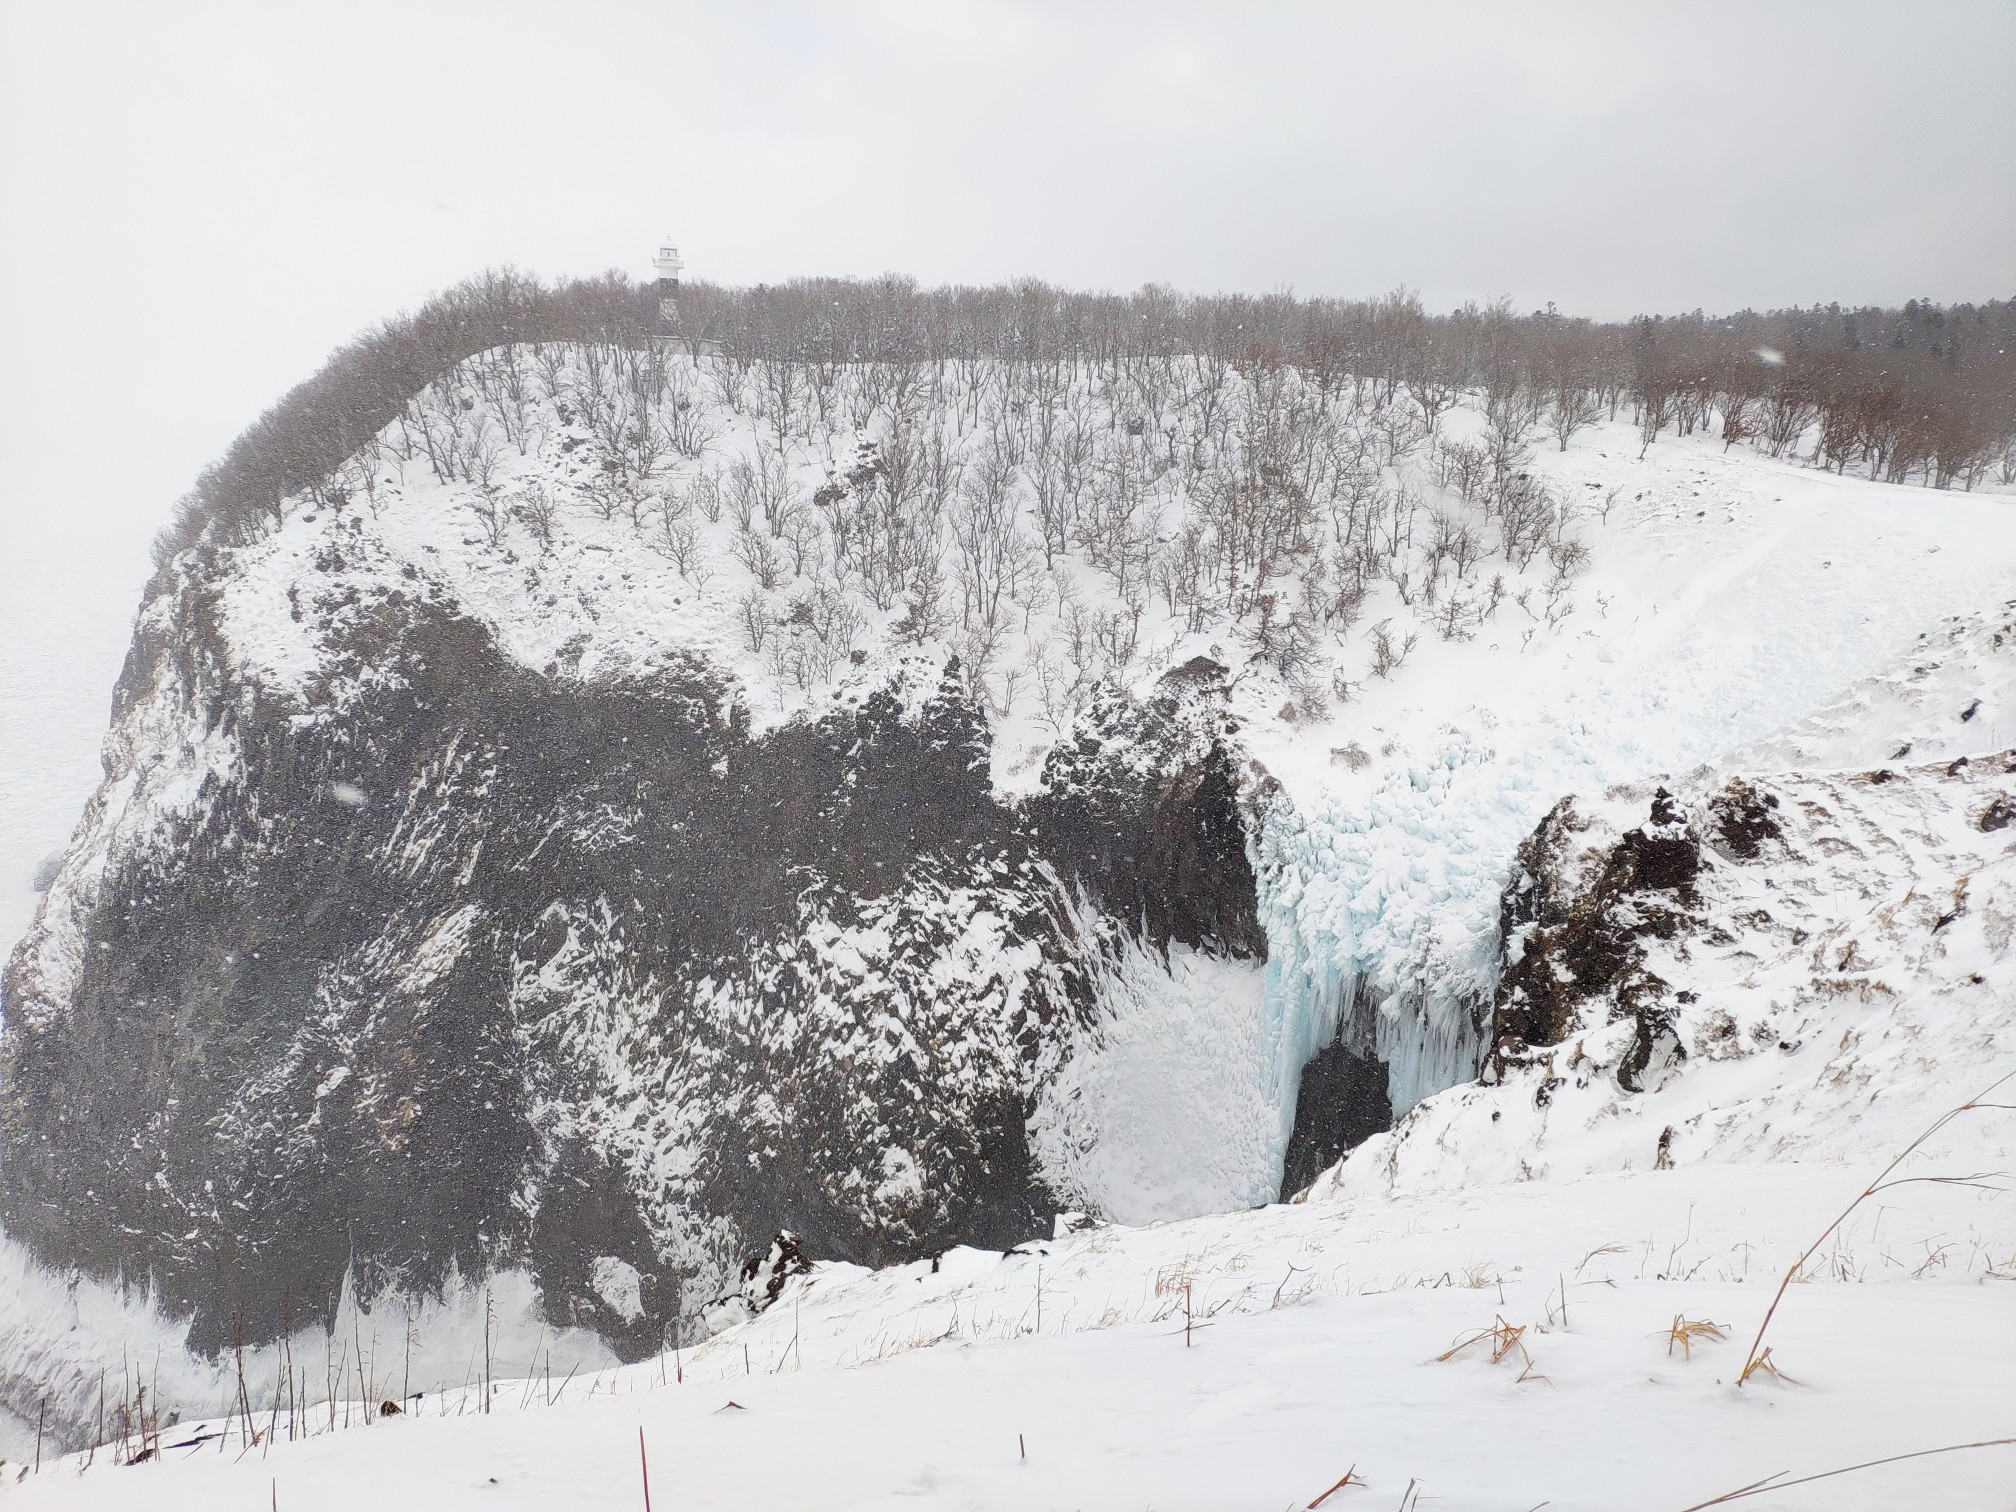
[1665,1315,1727,1361]
[1436,1314,1548,1381]
[1542,1273,1572,1328]
[1672,1435,2016,1509]
[1305,1464,1360,1507]
[1437,1314,1524,1365]
[1152,1264,1195,1299]
[1735,1347,1798,1385]
[1574,1242,1627,1277]
[1736,1064,2015,1386]
[1155,1266,1197,1346]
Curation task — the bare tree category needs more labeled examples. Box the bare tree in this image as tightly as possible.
[1635,377,1675,459]
[950,437,1030,630]
[737,588,772,652]
[1367,618,1418,678]
[1545,383,1603,451]
[464,487,509,548]
[659,361,720,459]
[691,465,725,523]
[650,488,700,576]
[731,522,785,589]
[512,480,559,550]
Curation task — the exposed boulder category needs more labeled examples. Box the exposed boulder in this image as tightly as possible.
[701,1231,817,1333]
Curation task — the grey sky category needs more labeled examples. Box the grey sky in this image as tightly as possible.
[5,0,2013,558]
[0,1,2011,940]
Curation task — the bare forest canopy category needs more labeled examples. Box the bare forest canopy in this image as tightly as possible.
[153,268,2016,569]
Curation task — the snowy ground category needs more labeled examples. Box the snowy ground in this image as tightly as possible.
[3,1162,2011,1510]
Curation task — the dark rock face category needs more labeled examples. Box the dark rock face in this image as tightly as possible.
[0,562,1271,1359]
[1027,665,1267,960]
[1019,662,1386,1195]
[1708,779,1782,859]
[1278,1037,1390,1198]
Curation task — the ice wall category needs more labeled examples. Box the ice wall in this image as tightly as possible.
[1251,724,1624,1125]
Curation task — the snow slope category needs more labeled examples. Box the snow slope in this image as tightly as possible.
[1723,601,2016,773]
[1252,436,2016,1122]
[3,1162,2011,1511]
[20,344,2016,1201]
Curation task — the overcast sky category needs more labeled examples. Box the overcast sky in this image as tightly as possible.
[1,0,2013,936]
[5,0,2014,567]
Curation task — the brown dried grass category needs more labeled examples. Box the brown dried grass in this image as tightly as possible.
[1664,1315,1728,1361]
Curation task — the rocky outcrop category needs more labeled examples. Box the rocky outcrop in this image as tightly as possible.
[1026,658,1268,961]
[1490,775,1813,1094]
[0,549,1272,1360]
[1493,785,1707,1093]
[1317,751,2016,1199]
[1278,1038,1389,1197]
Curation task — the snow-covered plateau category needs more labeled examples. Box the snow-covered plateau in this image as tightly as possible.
[1,341,2013,1506]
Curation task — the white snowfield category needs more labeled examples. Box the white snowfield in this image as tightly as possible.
[4,1166,2011,1510]
[5,352,2016,1506]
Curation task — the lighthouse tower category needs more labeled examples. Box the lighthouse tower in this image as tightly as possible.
[653,237,683,331]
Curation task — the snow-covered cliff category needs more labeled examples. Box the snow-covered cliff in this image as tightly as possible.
[7,337,2016,1392]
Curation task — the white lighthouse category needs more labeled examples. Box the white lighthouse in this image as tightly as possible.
[653,237,683,330]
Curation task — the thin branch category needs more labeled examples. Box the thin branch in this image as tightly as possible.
[1674,1436,2016,1510]
[1867,1171,2006,1196]
[1737,1063,2016,1383]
